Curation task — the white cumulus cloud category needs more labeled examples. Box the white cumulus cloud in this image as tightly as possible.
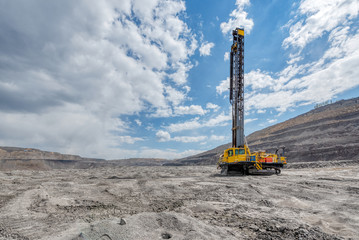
[206,103,220,112]
[156,130,171,142]
[155,130,206,143]
[209,135,227,141]
[174,105,207,115]
[0,0,199,158]
[135,119,142,126]
[220,0,254,35]
[216,77,230,95]
[224,0,359,114]
[224,52,230,61]
[172,136,207,143]
[283,0,359,55]
[199,41,215,56]
[117,136,144,144]
[166,112,231,133]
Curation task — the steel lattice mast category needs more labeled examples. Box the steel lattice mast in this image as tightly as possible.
[230,28,244,148]
[218,27,286,176]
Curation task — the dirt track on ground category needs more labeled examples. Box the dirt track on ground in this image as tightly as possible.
[1,164,358,239]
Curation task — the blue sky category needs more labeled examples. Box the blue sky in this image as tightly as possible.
[0,0,358,159]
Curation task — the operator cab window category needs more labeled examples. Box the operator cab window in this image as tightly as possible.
[236,149,245,155]
[228,150,233,157]
[240,149,245,154]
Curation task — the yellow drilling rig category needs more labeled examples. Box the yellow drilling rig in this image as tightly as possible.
[217,28,287,175]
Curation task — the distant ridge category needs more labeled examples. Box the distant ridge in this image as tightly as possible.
[1,97,359,170]
[0,147,105,170]
[0,146,101,161]
[0,146,169,170]
[168,97,359,165]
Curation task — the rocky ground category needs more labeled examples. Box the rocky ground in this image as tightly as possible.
[1,162,358,240]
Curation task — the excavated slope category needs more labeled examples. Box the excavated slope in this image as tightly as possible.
[248,97,359,162]
[170,97,359,165]
[0,147,168,170]
[0,147,105,170]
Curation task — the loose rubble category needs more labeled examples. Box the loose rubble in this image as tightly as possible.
[0,163,358,239]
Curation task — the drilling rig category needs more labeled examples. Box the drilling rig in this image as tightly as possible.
[217,28,286,175]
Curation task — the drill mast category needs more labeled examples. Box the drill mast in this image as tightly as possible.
[230,28,245,148]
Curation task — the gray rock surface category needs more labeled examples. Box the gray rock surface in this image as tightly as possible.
[1,164,356,239]
[76,212,237,240]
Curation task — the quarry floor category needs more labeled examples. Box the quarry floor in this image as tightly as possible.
[0,163,358,240]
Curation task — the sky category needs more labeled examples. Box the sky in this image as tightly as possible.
[0,0,358,160]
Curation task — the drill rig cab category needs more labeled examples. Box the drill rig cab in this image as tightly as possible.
[217,28,287,175]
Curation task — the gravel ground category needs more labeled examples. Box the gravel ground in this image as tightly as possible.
[0,163,358,239]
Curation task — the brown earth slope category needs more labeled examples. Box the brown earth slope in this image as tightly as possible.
[0,147,105,170]
[170,97,359,165]
[0,147,169,170]
[248,97,359,162]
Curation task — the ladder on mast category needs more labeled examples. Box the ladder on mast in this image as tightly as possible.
[230,28,245,148]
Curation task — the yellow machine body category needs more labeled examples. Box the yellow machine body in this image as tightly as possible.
[219,145,287,165]
[218,146,287,175]
[219,145,251,163]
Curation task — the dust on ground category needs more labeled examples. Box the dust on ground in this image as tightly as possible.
[0,163,358,240]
